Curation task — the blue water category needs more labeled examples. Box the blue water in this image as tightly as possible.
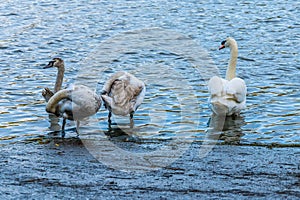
[0,0,299,145]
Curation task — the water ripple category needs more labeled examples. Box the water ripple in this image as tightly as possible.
[0,0,299,145]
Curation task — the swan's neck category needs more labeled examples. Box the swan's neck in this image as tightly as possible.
[225,42,238,81]
[54,66,65,93]
[46,89,71,114]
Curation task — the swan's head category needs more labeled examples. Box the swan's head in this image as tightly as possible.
[219,37,237,50]
[44,58,64,69]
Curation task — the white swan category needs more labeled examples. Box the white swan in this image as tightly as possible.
[101,71,146,127]
[42,58,101,135]
[208,37,247,116]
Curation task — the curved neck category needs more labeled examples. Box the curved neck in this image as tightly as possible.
[46,89,71,114]
[54,66,65,93]
[225,42,238,80]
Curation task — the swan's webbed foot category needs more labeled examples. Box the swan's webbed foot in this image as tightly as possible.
[42,88,54,102]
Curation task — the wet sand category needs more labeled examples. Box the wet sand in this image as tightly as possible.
[0,138,299,199]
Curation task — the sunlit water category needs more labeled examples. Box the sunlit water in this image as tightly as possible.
[0,0,299,145]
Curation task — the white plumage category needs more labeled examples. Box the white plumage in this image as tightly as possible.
[208,37,247,116]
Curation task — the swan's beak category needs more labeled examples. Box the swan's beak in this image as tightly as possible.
[43,65,52,69]
[43,61,54,69]
[219,45,225,50]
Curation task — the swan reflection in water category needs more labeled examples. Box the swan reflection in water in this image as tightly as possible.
[103,126,137,141]
[206,114,246,144]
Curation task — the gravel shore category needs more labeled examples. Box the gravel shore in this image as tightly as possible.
[0,137,299,199]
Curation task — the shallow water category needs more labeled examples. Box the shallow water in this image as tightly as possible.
[0,0,299,145]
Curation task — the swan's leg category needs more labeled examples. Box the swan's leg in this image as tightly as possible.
[76,121,80,136]
[130,113,134,128]
[61,118,66,138]
[207,117,211,127]
[108,111,112,125]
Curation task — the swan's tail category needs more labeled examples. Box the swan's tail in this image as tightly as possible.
[42,88,54,102]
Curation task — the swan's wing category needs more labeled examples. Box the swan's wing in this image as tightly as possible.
[226,78,247,103]
[129,78,145,98]
[111,80,129,105]
[101,94,132,116]
[46,85,101,119]
[124,74,145,110]
[70,85,102,116]
[102,71,127,94]
[111,73,145,104]
[208,76,246,116]
[208,76,226,97]
[132,84,146,112]
[102,72,145,115]
[70,85,96,105]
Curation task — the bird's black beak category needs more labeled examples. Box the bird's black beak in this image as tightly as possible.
[43,61,54,69]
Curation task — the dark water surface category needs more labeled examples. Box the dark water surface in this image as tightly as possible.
[0,0,299,145]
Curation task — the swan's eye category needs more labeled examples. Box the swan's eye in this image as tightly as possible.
[221,40,226,45]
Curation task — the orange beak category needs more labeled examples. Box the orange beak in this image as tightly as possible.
[219,45,225,50]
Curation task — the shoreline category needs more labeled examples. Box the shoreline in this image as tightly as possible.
[1,138,299,199]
